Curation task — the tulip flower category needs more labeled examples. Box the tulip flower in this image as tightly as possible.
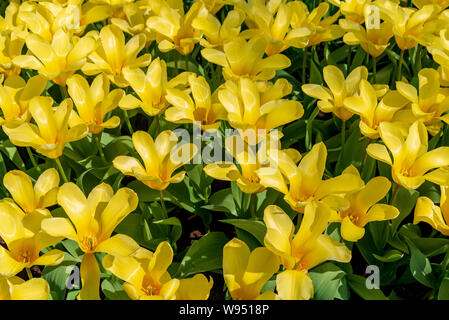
[343,80,409,138]
[3,168,59,215]
[329,168,399,241]
[0,27,25,77]
[396,68,449,136]
[302,65,388,120]
[0,74,47,126]
[0,201,64,277]
[264,204,351,300]
[103,241,213,300]
[192,7,245,48]
[119,59,187,117]
[198,0,226,14]
[413,0,449,10]
[204,134,299,194]
[0,276,50,300]
[288,2,344,48]
[257,142,364,213]
[367,120,449,190]
[111,2,153,41]
[82,25,151,87]
[238,1,311,55]
[414,185,449,235]
[165,73,227,130]
[427,29,449,86]
[113,130,198,191]
[146,0,202,55]
[41,182,140,300]
[3,96,88,159]
[381,3,439,50]
[67,73,124,134]
[12,29,97,86]
[223,238,280,300]
[18,1,111,38]
[201,35,291,80]
[328,0,374,24]
[340,18,394,58]
[218,77,303,144]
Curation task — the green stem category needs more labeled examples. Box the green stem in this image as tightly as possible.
[26,268,33,280]
[390,183,400,205]
[302,46,309,84]
[59,85,68,100]
[414,45,422,75]
[397,49,405,81]
[372,55,377,83]
[55,157,69,183]
[26,147,41,173]
[184,53,189,72]
[347,45,352,72]
[341,120,346,146]
[441,246,449,277]
[123,110,134,135]
[160,190,167,218]
[94,134,105,160]
[250,193,257,219]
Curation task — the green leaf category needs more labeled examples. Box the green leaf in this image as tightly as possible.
[203,188,237,216]
[373,249,404,263]
[309,262,348,300]
[153,217,182,243]
[404,237,437,288]
[391,187,419,234]
[102,277,131,300]
[346,274,389,300]
[219,219,266,245]
[175,232,228,278]
[438,277,449,300]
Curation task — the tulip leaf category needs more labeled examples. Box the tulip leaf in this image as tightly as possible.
[404,237,438,288]
[391,188,419,235]
[438,277,449,300]
[346,274,389,300]
[309,262,349,300]
[219,219,266,245]
[153,217,183,243]
[202,188,237,216]
[175,232,228,278]
[373,249,404,263]
[102,277,131,300]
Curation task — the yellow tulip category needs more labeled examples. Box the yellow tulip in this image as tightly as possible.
[396,68,449,136]
[67,73,124,134]
[12,29,97,86]
[328,0,374,24]
[257,142,364,213]
[192,6,245,48]
[343,79,409,138]
[113,130,198,191]
[0,276,50,300]
[165,73,227,130]
[3,168,59,215]
[340,18,394,58]
[381,3,439,50]
[146,0,202,55]
[302,65,388,120]
[413,0,449,10]
[330,172,399,242]
[264,204,351,300]
[3,96,88,159]
[41,182,140,300]
[414,185,449,235]
[111,2,153,41]
[0,74,47,126]
[18,1,111,38]
[197,0,227,15]
[204,134,300,194]
[289,2,345,47]
[82,25,151,87]
[223,238,279,300]
[0,201,64,277]
[427,29,449,86]
[0,28,25,77]
[201,35,291,80]
[238,1,311,55]
[119,59,187,117]
[218,77,303,144]
[367,120,449,190]
[103,241,213,300]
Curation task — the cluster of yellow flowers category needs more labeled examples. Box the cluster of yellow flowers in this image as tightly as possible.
[0,0,449,301]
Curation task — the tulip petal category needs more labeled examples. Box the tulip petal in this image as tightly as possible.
[32,249,64,267]
[366,143,392,165]
[276,270,313,300]
[341,216,365,242]
[11,278,50,300]
[78,253,100,300]
[3,170,35,213]
[41,217,77,241]
[223,238,250,297]
[95,234,140,257]
[0,246,26,277]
